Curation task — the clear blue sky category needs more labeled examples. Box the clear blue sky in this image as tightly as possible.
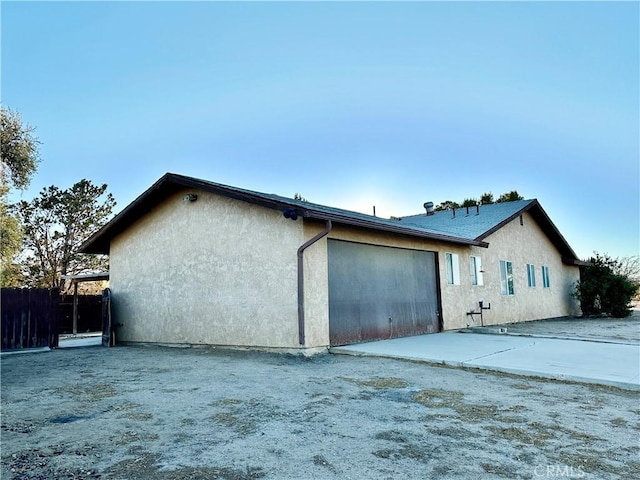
[2,1,638,260]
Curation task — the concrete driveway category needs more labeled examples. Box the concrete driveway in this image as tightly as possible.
[332,314,640,390]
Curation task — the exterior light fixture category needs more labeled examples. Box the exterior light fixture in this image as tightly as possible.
[283,208,298,220]
[183,193,198,202]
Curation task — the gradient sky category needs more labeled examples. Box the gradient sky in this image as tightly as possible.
[2,1,638,260]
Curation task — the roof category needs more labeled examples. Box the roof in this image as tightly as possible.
[79,173,582,265]
[399,200,534,240]
[60,273,110,282]
[399,200,584,265]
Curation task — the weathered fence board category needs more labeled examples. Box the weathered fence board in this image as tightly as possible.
[1,288,60,351]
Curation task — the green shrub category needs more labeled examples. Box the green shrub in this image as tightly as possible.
[574,253,638,318]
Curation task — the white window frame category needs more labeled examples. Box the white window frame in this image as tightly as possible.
[470,255,483,286]
[500,260,514,295]
[542,265,550,288]
[526,264,536,288]
[445,252,460,285]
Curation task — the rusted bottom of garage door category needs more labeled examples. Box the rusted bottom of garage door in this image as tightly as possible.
[328,240,441,346]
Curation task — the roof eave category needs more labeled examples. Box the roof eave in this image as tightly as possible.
[475,200,536,241]
[303,210,488,247]
[79,173,175,254]
[562,257,591,267]
[475,199,581,263]
[79,173,304,254]
[79,173,489,254]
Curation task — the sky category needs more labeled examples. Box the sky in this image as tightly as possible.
[2,1,638,260]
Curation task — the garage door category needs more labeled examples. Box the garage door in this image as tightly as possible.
[328,240,441,346]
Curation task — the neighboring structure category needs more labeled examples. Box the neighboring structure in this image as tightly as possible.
[79,173,584,353]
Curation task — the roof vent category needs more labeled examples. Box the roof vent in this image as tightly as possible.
[423,201,435,216]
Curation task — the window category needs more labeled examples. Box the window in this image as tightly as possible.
[500,260,514,295]
[470,256,483,286]
[445,252,460,285]
[542,265,550,288]
[526,264,536,287]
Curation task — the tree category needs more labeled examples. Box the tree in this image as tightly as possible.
[434,200,460,211]
[16,179,116,290]
[612,255,640,283]
[574,252,638,318]
[496,190,524,203]
[434,190,522,211]
[293,192,307,202]
[0,202,24,286]
[479,192,494,205]
[1,106,41,190]
[1,106,41,286]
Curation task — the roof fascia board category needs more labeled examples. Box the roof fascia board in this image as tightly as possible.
[79,173,295,253]
[167,174,294,211]
[79,172,491,253]
[476,200,580,262]
[60,273,110,282]
[79,173,175,253]
[526,201,581,261]
[175,174,490,247]
[475,201,534,241]
[302,210,488,247]
[562,257,591,267]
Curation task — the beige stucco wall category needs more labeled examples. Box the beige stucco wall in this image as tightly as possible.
[110,192,580,350]
[110,189,308,349]
[300,221,331,348]
[438,212,581,329]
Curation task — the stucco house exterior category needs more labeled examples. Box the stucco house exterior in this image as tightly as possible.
[80,173,584,353]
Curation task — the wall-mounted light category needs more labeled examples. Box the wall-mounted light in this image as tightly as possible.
[183,193,198,202]
[283,208,298,220]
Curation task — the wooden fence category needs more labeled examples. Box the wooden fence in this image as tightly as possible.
[1,288,60,351]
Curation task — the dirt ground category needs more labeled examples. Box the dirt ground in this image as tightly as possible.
[2,340,639,480]
[497,311,640,344]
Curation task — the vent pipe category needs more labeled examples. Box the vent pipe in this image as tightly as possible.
[423,201,435,216]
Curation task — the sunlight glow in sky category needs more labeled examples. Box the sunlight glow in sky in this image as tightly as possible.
[2,1,638,259]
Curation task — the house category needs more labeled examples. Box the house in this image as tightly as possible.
[79,173,584,353]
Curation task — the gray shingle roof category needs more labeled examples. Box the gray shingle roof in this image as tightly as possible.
[398,200,535,240]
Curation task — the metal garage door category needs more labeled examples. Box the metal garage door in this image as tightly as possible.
[328,240,441,346]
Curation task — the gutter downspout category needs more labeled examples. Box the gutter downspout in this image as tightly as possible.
[297,219,332,345]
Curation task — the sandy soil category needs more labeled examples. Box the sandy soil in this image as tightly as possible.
[1,344,639,480]
[496,311,640,344]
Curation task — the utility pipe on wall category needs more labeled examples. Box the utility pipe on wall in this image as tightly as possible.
[297,220,332,345]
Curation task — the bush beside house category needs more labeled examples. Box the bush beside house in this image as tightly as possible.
[574,253,639,318]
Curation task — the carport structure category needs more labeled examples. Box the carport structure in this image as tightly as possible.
[61,273,109,335]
